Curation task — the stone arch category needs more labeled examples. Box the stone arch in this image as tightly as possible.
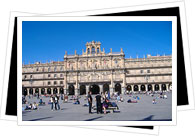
[47,88,51,94]
[89,84,100,94]
[29,88,33,95]
[91,46,95,54]
[68,85,75,95]
[41,88,45,95]
[53,88,58,94]
[161,84,166,91]
[126,85,132,91]
[148,84,152,91]
[115,83,121,94]
[80,85,86,95]
[103,84,109,93]
[60,88,64,94]
[87,48,90,54]
[22,88,27,96]
[35,88,39,94]
[97,47,100,53]
[134,85,139,91]
[155,84,159,91]
[141,84,146,91]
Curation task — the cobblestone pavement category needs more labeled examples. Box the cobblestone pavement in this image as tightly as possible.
[22,92,172,121]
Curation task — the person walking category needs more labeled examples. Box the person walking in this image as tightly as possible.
[88,91,93,114]
[56,95,61,110]
[54,95,58,110]
[50,95,54,111]
[95,93,102,114]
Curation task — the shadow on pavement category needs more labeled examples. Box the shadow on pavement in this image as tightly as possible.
[28,116,53,121]
[85,116,103,121]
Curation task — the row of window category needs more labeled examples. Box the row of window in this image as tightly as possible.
[140,69,150,74]
[34,66,64,72]
[48,81,64,85]
[23,74,64,79]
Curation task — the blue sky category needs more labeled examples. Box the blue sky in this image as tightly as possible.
[22,21,172,64]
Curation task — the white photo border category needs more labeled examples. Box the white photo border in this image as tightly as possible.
[17,16,177,126]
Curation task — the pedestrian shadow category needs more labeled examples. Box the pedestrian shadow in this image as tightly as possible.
[22,110,32,114]
[84,116,103,121]
[28,116,53,121]
[60,108,67,110]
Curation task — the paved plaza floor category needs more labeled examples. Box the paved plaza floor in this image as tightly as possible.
[22,92,172,121]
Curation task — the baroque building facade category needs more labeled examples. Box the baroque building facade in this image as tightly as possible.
[22,41,172,96]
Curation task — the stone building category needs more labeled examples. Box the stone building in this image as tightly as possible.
[22,41,172,96]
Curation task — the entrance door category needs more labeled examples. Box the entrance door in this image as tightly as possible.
[68,85,75,95]
[115,83,121,94]
[103,84,109,93]
[89,84,100,94]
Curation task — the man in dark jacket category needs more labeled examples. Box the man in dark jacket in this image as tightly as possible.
[95,93,102,114]
[88,91,93,114]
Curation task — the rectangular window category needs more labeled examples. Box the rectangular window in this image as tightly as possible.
[147,70,150,73]
[140,70,143,73]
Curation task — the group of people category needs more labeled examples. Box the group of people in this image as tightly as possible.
[87,91,118,114]
[25,102,38,110]
[50,95,61,111]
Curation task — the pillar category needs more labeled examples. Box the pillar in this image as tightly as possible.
[33,88,35,95]
[86,85,89,94]
[57,88,60,94]
[159,84,162,91]
[75,72,79,96]
[131,85,134,93]
[51,88,53,95]
[152,84,155,91]
[122,70,126,94]
[64,88,67,95]
[39,88,41,95]
[110,71,114,94]
[64,72,67,93]
[45,88,47,94]
[75,88,79,96]
[138,85,141,92]
[99,84,103,94]
[166,84,169,91]
[145,84,148,91]
[27,88,30,96]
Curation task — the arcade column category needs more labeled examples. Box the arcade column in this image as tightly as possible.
[86,85,89,95]
[99,84,103,93]
[27,88,30,96]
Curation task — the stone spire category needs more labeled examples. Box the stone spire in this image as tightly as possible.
[75,50,77,55]
[121,48,124,53]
